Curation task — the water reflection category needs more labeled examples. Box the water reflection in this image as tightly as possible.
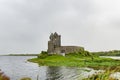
[46,66,61,80]
[39,66,97,80]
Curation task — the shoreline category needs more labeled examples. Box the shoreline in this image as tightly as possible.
[28,54,120,69]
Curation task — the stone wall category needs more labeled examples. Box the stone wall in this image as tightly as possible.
[61,46,84,54]
[54,46,84,54]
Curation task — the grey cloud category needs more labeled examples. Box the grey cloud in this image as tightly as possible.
[0,0,120,54]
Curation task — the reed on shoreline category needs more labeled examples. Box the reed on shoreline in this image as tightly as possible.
[0,69,10,80]
[83,67,120,80]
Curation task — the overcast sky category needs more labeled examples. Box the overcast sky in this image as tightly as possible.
[0,0,120,54]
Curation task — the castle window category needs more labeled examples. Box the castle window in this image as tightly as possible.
[54,45,56,48]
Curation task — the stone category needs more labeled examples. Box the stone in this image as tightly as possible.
[47,32,84,55]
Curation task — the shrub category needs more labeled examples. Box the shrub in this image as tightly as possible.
[37,51,48,59]
[0,70,10,80]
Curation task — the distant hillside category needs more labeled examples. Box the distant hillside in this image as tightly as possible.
[8,54,38,56]
[91,50,120,56]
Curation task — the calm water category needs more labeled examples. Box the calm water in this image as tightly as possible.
[0,56,102,80]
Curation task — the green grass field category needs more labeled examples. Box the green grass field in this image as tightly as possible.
[28,53,120,68]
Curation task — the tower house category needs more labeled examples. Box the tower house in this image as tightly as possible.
[48,32,61,54]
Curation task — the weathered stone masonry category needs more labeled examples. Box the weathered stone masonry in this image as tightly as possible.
[47,32,84,54]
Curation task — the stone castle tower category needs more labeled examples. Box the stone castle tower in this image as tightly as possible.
[48,32,61,54]
[47,32,84,54]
